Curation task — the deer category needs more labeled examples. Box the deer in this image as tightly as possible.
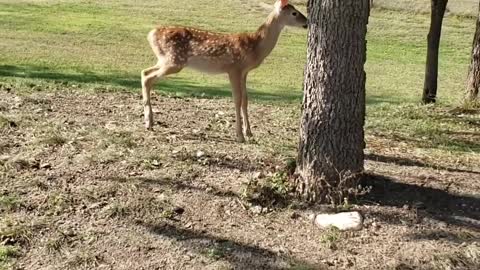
[141,0,307,143]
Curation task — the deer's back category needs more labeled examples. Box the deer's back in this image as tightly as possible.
[149,26,261,73]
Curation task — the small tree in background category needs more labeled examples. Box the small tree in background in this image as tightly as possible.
[466,1,480,104]
[422,0,448,104]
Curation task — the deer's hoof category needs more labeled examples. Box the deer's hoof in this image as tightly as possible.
[245,130,253,138]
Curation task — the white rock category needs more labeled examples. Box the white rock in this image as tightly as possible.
[215,111,225,118]
[196,150,205,158]
[105,121,119,130]
[250,205,263,214]
[313,211,363,231]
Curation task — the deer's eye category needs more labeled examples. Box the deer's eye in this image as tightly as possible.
[292,12,297,16]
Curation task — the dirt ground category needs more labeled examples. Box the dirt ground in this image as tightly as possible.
[1,88,479,270]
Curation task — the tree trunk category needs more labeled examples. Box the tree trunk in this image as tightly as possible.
[466,1,480,102]
[422,0,448,104]
[295,0,370,203]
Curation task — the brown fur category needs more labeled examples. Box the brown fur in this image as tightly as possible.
[149,27,262,70]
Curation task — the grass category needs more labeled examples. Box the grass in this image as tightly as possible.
[320,226,341,250]
[0,245,19,269]
[431,244,480,269]
[38,134,67,147]
[45,234,68,254]
[0,116,9,129]
[0,0,476,104]
[0,115,16,130]
[373,0,478,17]
[66,250,102,269]
[204,246,226,260]
[0,219,32,246]
[0,196,20,212]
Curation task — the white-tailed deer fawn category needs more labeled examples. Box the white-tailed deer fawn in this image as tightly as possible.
[141,0,307,142]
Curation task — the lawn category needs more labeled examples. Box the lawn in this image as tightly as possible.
[0,0,475,103]
[1,0,479,269]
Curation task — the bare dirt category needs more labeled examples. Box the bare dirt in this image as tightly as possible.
[1,88,479,270]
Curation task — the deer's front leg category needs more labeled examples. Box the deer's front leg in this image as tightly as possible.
[241,73,252,138]
[229,72,245,143]
[141,67,156,130]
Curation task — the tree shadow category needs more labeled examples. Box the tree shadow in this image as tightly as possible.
[407,230,478,244]
[366,153,480,175]
[371,130,480,154]
[107,174,310,212]
[436,108,480,128]
[171,150,276,173]
[366,95,403,106]
[0,64,301,102]
[141,221,320,270]
[360,173,480,230]
[0,64,140,89]
[104,175,318,269]
[108,176,240,201]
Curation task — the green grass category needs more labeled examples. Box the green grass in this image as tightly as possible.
[0,0,474,104]
[0,0,478,159]
[0,0,307,101]
[0,196,20,212]
[320,226,341,250]
[38,134,67,147]
[0,116,10,129]
[0,245,19,269]
[373,0,478,17]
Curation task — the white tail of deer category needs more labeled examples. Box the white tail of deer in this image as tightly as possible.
[141,0,307,142]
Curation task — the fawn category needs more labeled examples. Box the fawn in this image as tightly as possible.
[141,0,307,142]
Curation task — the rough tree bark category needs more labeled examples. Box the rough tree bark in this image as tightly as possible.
[466,1,480,102]
[295,0,370,203]
[422,0,448,104]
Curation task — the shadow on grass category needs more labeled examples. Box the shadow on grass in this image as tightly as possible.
[366,153,480,175]
[170,151,278,173]
[108,175,239,200]
[0,64,302,102]
[444,115,480,127]
[108,169,480,232]
[407,230,479,244]
[106,177,317,269]
[371,130,480,154]
[140,222,319,270]
[109,174,298,212]
[361,173,480,231]
[0,64,401,106]
[366,95,403,105]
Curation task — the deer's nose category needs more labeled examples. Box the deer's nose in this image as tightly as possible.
[303,24,308,29]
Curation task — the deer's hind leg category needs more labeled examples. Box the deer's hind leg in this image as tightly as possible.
[141,64,160,130]
[240,73,253,138]
[141,60,183,129]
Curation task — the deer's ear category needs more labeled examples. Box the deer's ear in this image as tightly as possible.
[280,0,288,8]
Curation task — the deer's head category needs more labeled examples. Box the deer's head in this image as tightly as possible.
[275,0,308,29]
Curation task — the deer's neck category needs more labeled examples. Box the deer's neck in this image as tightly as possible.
[254,12,284,62]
